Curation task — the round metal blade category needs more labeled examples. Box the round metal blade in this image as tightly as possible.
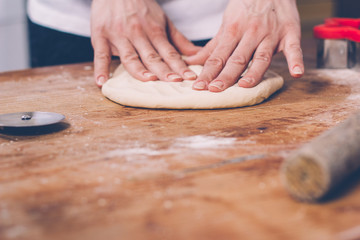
[0,112,65,128]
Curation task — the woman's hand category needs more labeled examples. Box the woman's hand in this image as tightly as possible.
[91,0,201,87]
[186,0,304,92]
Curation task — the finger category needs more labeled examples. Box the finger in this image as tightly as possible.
[140,18,197,80]
[185,38,217,65]
[237,39,275,88]
[92,35,111,87]
[206,33,265,92]
[131,32,183,82]
[192,36,239,91]
[167,20,201,56]
[283,33,304,78]
[153,37,197,80]
[116,38,158,82]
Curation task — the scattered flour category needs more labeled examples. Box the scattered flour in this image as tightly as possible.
[103,135,239,177]
[347,94,360,101]
[106,135,237,160]
[83,65,93,71]
[310,69,360,101]
[174,135,237,149]
[311,69,360,85]
[107,147,167,158]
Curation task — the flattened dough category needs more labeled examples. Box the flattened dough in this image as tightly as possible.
[102,65,283,109]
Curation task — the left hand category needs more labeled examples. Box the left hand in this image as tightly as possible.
[90,0,200,87]
[185,0,304,92]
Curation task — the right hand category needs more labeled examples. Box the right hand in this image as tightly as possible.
[185,0,303,92]
[91,0,201,87]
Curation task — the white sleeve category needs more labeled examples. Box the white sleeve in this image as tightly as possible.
[27,0,229,40]
[160,0,228,41]
[27,0,91,37]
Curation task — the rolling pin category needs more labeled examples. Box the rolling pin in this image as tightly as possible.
[281,111,360,202]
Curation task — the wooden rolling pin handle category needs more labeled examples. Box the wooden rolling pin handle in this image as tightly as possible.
[281,111,360,202]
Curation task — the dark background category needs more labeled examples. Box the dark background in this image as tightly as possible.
[335,0,360,18]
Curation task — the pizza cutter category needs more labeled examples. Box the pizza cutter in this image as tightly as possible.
[0,112,65,129]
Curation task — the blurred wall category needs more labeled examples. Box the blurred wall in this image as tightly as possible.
[0,0,29,72]
[297,0,334,37]
[335,0,360,18]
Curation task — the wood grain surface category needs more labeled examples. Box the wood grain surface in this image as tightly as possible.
[1,39,360,240]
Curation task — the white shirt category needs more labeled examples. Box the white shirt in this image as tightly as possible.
[27,0,229,41]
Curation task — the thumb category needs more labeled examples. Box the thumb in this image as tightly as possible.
[167,19,201,56]
[184,38,217,65]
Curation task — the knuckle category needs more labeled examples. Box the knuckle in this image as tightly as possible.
[247,69,261,79]
[249,21,260,32]
[95,52,111,62]
[132,23,143,33]
[285,22,300,32]
[121,52,139,63]
[112,18,124,32]
[229,55,247,66]
[145,53,162,63]
[206,56,225,68]
[247,23,262,37]
[165,50,181,60]
[286,42,303,56]
[287,42,301,50]
[128,19,143,34]
[148,25,167,42]
[150,24,165,36]
[253,51,272,63]
[224,22,239,37]
[92,24,105,35]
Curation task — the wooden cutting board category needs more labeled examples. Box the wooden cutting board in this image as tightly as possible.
[1,39,360,240]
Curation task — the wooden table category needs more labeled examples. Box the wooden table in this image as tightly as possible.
[1,39,360,240]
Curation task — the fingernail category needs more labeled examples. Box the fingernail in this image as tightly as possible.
[209,80,224,91]
[168,74,182,81]
[144,71,156,79]
[97,75,107,86]
[241,77,255,85]
[184,71,197,80]
[193,80,206,90]
[293,66,303,75]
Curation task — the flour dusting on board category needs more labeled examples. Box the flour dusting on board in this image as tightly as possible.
[312,69,360,85]
[104,135,238,177]
[107,146,167,158]
[174,135,237,149]
[312,69,360,101]
[106,135,237,160]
